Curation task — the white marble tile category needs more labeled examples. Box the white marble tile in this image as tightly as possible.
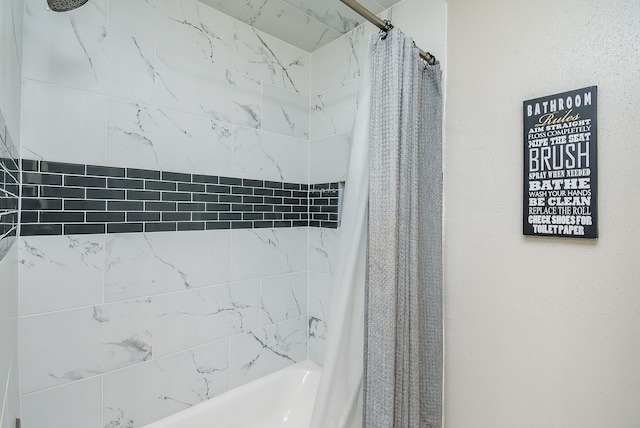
[22,0,156,104]
[106,98,233,176]
[375,0,403,8]
[201,0,341,52]
[110,0,234,69]
[0,0,23,146]
[262,83,309,140]
[261,272,307,326]
[234,21,309,95]
[231,227,308,282]
[0,242,18,422]
[103,340,229,427]
[21,377,102,428]
[232,127,309,184]
[67,0,108,26]
[310,79,357,140]
[19,235,105,316]
[0,352,19,428]
[311,25,367,95]
[156,47,261,128]
[229,316,307,389]
[153,280,260,358]
[20,79,106,165]
[308,272,333,365]
[310,132,351,184]
[20,298,153,394]
[308,227,340,276]
[281,0,364,33]
[105,230,231,302]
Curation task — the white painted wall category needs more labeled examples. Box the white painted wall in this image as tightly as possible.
[444,0,640,426]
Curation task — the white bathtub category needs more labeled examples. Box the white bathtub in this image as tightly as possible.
[143,360,321,428]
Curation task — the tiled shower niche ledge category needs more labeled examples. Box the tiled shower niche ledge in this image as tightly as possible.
[20,159,340,236]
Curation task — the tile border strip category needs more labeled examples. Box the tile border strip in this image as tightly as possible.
[20,159,340,236]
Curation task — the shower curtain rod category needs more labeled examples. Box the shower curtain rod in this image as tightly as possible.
[339,0,436,65]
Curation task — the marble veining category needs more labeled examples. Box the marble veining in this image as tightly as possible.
[20,298,153,394]
[19,235,105,315]
[232,127,308,183]
[233,21,309,95]
[107,99,233,175]
[103,340,229,427]
[309,227,340,275]
[308,272,333,364]
[231,228,308,282]
[229,316,307,388]
[260,272,308,326]
[22,2,156,104]
[262,83,309,140]
[104,231,231,302]
[153,280,259,357]
[156,47,262,128]
[109,0,235,67]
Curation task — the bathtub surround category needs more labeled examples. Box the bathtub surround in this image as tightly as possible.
[14,0,341,426]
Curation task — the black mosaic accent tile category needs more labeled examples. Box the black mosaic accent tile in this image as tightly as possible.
[64,224,105,235]
[109,201,144,211]
[162,171,191,182]
[146,201,176,211]
[145,222,176,232]
[192,212,218,221]
[21,159,39,172]
[206,221,230,230]
[86,212,125,222]
[21,224,62,235]
[220,177,241,186]
[41,186,84,199]
[128,168,160,180]
[162,212,190,222]
[17,158,342,236]
[23,172,62,186]
[178,222,204,231]
[192,193,218,202]
[87,165,126,178]
[87,189,125,200]
[128,190,160,201]
[41,161,85,175]
[219,194,242,203]
[65,175,105,188]
[108,223,144,234]
[108,178,144,189]
[146,180,176,191]
[127,212,160,222]
[163,192,191,202]
[64,200,106,211]
[193,174,218,184]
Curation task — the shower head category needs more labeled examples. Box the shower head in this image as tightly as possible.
[47,0,89,12]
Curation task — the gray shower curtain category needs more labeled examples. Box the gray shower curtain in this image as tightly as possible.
[363,28,443,427]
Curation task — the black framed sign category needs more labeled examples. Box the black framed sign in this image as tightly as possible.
[523,86,598,239]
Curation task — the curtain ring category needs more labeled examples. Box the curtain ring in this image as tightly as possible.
[379,20,394,39]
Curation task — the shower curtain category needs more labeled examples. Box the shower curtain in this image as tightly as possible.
[310,28,442,428]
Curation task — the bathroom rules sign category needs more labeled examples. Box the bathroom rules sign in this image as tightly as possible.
[523,86,598,239]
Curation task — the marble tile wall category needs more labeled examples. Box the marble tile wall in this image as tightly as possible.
[0,0,22,427]
[19,228,312,427]
[16,0,318,427]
